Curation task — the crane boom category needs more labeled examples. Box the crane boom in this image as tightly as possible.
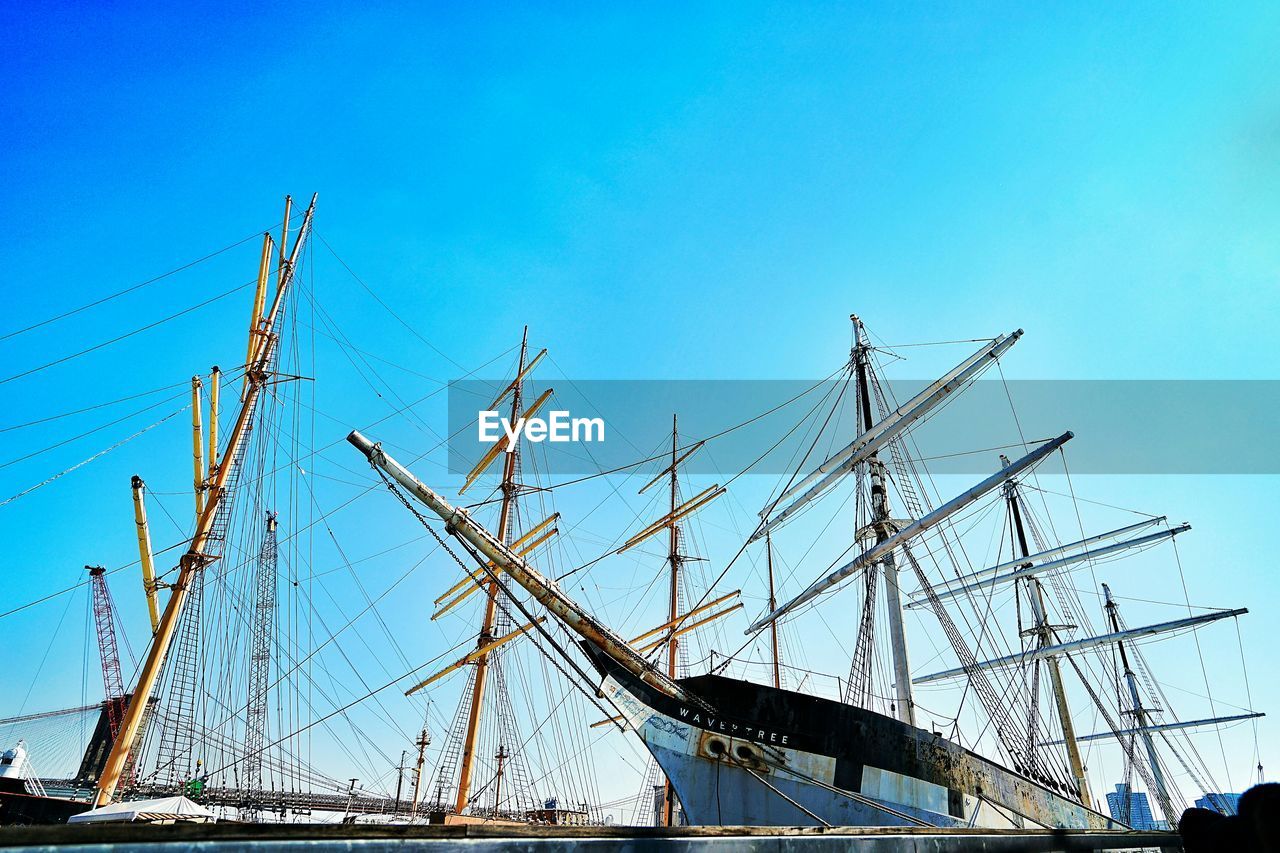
[85,565,126,738]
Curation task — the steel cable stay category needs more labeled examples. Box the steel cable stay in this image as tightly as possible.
[313,232,466,372]
[154,626,476,795]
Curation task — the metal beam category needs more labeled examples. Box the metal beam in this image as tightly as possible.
[405,618,546,694]
[487,348,547,411]
[630,590,740,644]
[909,517,1165,605]
[618,485,725,553]
[636,603,744,653]
[460,387,553,494]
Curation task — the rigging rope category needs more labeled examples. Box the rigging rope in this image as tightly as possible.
[0,226,277,343]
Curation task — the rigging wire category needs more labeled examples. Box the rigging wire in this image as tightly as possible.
[0,378,194,434]
[0,387,192,471]
[0,407,188,510]
[314,232,465,371]
[0,226,278,343]
[0,276,262,387]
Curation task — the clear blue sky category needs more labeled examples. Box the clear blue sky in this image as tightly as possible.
[1,1,1276,814]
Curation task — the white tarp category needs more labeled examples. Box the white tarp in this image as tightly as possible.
[68,795,216,824]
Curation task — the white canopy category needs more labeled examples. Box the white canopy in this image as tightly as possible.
[68,795,216,824]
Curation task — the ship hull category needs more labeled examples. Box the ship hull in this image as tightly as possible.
[586,646,1120,830]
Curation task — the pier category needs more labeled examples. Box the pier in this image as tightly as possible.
[0,822,1183,852]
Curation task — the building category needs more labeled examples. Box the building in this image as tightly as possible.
[1105,783,1168,830]
[526,798,590,826]
[1195,792,1241,814]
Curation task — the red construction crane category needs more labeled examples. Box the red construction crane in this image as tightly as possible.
[86,565,127,739]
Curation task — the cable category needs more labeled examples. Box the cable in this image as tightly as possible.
[0,388,190,470]
[0,406,188,509]
[0,277,260,386]
[314,233,465,371]
[0,227,275,343]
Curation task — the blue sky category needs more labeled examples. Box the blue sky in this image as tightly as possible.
[1,1,1276,816]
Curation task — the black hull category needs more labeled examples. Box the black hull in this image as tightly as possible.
[585,645,1120,829]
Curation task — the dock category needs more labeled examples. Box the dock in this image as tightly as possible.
[0,822,1183,852]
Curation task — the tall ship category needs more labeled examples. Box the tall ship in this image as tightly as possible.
[347,315,1262,830]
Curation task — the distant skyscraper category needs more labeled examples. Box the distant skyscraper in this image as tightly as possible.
[1194,792,1241,814]
[1106,783,1168,830]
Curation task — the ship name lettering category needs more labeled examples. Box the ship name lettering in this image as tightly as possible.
[672,707,790,746]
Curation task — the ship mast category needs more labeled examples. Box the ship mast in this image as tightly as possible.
[1004,466,1090,804]
[94,194,315,805]
[666,415,681,683]
[454,328,528,814]
[852,315,916,727]
[660,415,682,825]
[411,723,431,816]
[765,531,781,689]
[1103,583,1174,824]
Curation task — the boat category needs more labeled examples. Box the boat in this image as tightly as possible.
[349,315,1262,830]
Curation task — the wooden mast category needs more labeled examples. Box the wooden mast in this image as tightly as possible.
[662,414,680,826]
[94,194,315,806]
[410,724,431,815]
[766,531,781,689]
[454,327,528,814]
[190,376,204,519]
